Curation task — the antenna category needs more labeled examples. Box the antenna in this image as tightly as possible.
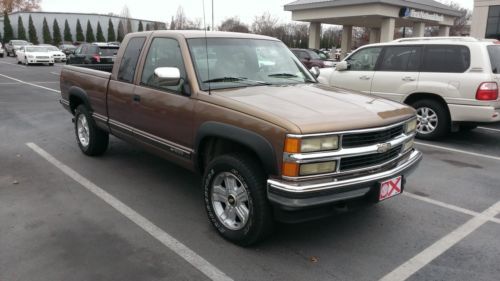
[202,0,211,95]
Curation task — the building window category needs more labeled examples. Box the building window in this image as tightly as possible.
[486,5,500,39]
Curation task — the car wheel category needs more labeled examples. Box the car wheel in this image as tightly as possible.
[74,105,109,156]
[203,153,274,246]
[411,99,450,140]
[49,63,54,66]
[0,54,4,58]
[17,58,21,64]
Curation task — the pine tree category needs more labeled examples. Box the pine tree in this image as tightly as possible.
[138,21,144,32]
[117,20,125,42]
[107,19,116,42]
[3,11,14,43]
[126,19,132,34]
[17,16,27,40]
[96,22,105,42]
[75,19,84,42]
[42,17,52,44]
[63,19,72,42]
[52,19,62,46]
[85,20,95,42]
[28,15,38,45]
[145,23,152,31]
[0,31,3,43]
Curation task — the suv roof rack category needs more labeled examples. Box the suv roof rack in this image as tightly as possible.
[392,37,479,43]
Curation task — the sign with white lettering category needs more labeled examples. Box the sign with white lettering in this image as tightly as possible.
[399,7,444,22]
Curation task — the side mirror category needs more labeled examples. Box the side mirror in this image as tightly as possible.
[154,67,181,86]
[336,61,349,71]
[310,66,320,78]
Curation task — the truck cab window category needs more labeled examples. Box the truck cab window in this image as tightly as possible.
[118,37,146,83]
[141,38,186,93]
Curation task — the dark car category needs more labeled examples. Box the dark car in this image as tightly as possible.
[59,44,77,56]
[66,43,119,65]
[290,48,326,69]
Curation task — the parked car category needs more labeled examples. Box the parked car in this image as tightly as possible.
[5,40,30,57]
[0,43,4,58]
[318,37,500,139]
[309,48,336,67]
[58,44,77,56]
[334,49,341,61]
[66,43,119,65]
[16,45,54,66]
[59,30,421,245]
[39,44,67,62]
[290,48,327,69]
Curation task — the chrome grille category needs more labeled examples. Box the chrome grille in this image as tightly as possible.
[339,145,402,171]
[342,126,404,148]
[36,56,50,59]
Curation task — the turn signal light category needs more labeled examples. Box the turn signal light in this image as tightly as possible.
[476,82,498,100]
[284,137,301,153]
[282,162,299,177]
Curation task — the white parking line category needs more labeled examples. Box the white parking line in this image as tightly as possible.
[26,142,233,281]
[415,141,500,162]
[50,72,60,75]
[0,73,60,93]
[478,126,500,133]
[404,192,500,224]
[380,199,500,281]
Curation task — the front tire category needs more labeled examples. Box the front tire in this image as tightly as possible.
[74,105,109,156]
[203,153,273,246]
[411,99,450,140]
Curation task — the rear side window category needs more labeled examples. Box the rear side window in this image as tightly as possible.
[421,45,470,73]
[118,37,146,83]
[378,46,422,71]
[487,45,500,73]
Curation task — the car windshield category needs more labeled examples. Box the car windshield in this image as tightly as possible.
[26,47,48,52]
[12,41,29,46]
[46,46,59,51]
[487,45,500,74]
[99,47,119,56]
[188,38,315,91]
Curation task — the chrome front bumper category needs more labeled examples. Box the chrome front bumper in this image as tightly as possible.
[267,149,422,210]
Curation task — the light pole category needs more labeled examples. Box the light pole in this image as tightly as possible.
[212,0,214,31]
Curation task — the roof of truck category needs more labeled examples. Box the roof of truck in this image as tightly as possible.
[132,30,280,41]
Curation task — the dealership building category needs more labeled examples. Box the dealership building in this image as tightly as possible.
[0,11,165,43]
[285,0,461,58]
[471,0,500,39]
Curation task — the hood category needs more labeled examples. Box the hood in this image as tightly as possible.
[49,51,65,55]
[211,84,415,134]
[27,52,52,56]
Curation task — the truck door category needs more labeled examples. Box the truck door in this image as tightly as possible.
[132,37,195,159]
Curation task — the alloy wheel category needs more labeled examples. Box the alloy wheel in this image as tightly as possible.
[211,172,250,231]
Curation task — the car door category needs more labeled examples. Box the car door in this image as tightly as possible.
[132,37,194,157]
[330,46,383,94]
[70,45,86,64]
[370,45,422,103]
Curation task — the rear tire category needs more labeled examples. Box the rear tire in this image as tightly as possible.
[203,153,274,246]
[74,105,109,156]
[49,63,54,66]
[411,99,450,140]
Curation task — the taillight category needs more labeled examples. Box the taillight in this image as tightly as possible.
[476,82,498,100]
[93,55,101,63]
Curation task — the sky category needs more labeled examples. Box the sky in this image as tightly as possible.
[40,0,474,27]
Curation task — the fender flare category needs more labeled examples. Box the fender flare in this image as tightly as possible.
[195,122,278,175]
[68,86,92,113]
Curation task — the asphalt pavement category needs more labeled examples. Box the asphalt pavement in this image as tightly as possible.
[0,57,499,281]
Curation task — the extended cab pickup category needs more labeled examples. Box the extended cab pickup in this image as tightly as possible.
[60,31,422,245]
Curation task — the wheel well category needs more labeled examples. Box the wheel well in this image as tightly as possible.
[404,92,451,119]
[197,137,263,174]
[69,95,84,114]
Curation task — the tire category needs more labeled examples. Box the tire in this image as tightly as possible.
[203,153,273,246]
[411,99,450,140]
[74,105,109,156]
[49,63,54,66]
[17,59,21,64]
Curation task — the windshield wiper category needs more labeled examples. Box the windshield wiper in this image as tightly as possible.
[203,77,271,86]
[268,73,316,83]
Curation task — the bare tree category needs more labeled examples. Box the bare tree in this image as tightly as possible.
[219,17,250,33]
[120,5,132,34]
[251,12,278,36]
[448,2,471,36]
[0,0,40,13]
[170,6,202,30]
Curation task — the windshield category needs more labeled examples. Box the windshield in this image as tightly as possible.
[12,40,29,46]
[488,45,500,74]
[99,47,119,56]
[187,38,315,91]
[46,46,59,51]
[26,47,48,52]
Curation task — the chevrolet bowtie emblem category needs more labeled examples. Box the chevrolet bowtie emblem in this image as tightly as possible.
[377,143,392,153]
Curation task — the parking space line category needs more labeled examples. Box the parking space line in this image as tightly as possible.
[380,199,500,281]
[50,72,60,75]
[0,73,60,94]
[478,126,500,133]
[26,142,233,281]
[404,192,500,225]
[415,141,500,162]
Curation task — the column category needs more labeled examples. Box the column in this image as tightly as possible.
[369,28,381,44]
[308,22,321,49]
[380,18,395,42]
[341,25,353,59]
[438,25,450,36]
[413,22,426,37]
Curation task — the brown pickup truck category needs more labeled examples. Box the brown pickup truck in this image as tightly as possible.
[60,31,422,246]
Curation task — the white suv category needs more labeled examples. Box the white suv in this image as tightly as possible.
[318,37,500,140]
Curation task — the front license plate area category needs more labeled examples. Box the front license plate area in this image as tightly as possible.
[379,176,402,201]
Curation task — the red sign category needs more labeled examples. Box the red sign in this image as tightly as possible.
[379,176,402,201]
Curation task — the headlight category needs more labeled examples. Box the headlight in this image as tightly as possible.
[27,55,34,58]
[405,119,417,134]
[285,136,339,154]
[299,161,337,176]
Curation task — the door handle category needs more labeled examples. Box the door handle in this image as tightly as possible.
[132,94,141,102]
[402,77,416,82]
[359,75,371,80]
